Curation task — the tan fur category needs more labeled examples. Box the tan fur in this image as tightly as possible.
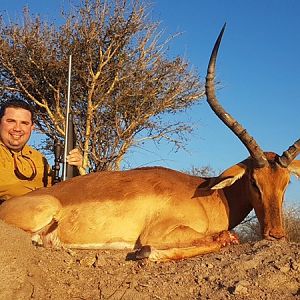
[0,194,62,232]
[1,27,299,261]
[0,157,298,261]
[288,160,300,178]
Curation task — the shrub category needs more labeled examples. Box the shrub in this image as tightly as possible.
[236,205,300,243]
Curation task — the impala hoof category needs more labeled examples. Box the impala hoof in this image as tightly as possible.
[214,231,240,247]
[134,245,152,260]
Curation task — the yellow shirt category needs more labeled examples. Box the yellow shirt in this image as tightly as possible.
[0,142,52,201]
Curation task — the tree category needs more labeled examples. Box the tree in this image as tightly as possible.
[0,0,204,171]
[184,165,217,177]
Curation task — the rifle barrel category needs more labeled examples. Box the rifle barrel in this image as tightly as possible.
[63,55,73,181]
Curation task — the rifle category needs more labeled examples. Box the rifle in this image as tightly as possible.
[52,55,77,184]
[52,139,63,184]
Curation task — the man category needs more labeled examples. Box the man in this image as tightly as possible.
[0,100,84,201]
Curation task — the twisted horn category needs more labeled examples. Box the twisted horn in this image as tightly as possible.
[205,24,268,168]
[277,139,300,167]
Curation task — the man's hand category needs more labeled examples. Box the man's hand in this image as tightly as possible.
[66,148,86,175]
[66,148,83,167]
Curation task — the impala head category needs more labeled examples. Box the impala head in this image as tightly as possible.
[205,24,300,240]
[242,152,298,240]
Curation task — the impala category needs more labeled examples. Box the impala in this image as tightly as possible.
[0,25,299,261]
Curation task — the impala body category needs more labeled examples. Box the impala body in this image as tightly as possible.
[0,25,299,261]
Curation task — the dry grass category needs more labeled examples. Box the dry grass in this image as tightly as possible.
[284,206,300,242]
[236,205,300,243]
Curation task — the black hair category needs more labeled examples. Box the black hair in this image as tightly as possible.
[0,100,35,123]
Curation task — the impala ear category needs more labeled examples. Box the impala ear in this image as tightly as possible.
[201,163,247,190]
[288,160,300,179]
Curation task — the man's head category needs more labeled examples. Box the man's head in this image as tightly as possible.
[0,100,35,152]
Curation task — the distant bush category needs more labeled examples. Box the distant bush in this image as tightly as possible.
[236,205,300,243]
[284,206,300,242]
[235,214,261,243]
[184,165,217,177]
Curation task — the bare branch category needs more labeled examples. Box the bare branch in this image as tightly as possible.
[0,0,205,171]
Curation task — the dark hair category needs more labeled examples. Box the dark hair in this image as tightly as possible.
[0,100,35,123]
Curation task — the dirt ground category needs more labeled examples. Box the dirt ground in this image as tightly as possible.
[0,220,299,300]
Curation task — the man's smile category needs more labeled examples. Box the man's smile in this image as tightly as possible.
[10,133,23,139]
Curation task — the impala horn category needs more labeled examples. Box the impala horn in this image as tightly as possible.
[205,24,268,168]
[277,139,300,167]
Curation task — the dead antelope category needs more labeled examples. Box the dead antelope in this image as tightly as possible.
[0,25,299,262]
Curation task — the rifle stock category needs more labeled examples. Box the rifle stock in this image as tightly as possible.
[64,113,78,179]
[52,114,78,184]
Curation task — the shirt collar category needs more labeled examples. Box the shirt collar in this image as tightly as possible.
[0,141,33,157]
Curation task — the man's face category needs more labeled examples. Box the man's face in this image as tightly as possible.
[0,107,34,152]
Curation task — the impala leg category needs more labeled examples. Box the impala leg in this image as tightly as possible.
[135,226,239,262]
[0,195,62,234]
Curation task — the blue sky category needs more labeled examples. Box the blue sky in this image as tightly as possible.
[1,0,300,202]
